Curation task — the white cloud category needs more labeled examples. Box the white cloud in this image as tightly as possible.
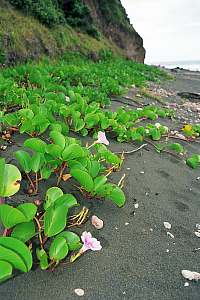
[121,0,200,63]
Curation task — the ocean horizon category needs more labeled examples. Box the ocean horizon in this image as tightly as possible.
[148,60,200,72]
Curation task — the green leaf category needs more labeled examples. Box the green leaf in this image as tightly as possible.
[40,166,52,180]
[62,144,85,161]
[0,260,13,283]
[151,128,161,141]
[87,161,100,178]
[84,113,99,128]
[95,183,113,197]
[36,249,49,270]
[15,150,32,173]
[17,203,37,221]
[57,231,82,251]
[44,187,63,210]
[0,204,26,228]
[54,194,78,209]
[144,110,157,120]
[18,108,34,120]
[11,221,35,242]
[186,155,200,169]
[0,159,21,197]
[94,176,107,191]
[46,144,62,159]
[73,118,85,132]
[0,237,32,272]
[31,153,43,173]
[80,128,88,136]
[44,205,68,237]
[169,143,185,154]
[49,237,69,261]
[20,120,34,134]
[70,169,94,192]
[108,186,126,207]
[24,138,47,154]
[50,131,66,150]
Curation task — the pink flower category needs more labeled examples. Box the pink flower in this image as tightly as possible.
[81,231,102,252]
[96,131,109,146]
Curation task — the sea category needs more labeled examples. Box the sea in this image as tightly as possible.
[149,60,200,72]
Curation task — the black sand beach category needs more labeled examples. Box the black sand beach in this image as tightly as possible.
[1,68,200,300]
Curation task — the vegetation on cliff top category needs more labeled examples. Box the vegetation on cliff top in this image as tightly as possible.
[0,0,143,65]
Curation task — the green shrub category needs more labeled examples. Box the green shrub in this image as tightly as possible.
[9,0,65,27]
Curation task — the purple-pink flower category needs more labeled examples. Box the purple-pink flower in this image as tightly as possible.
[81,231,102,253]
[96,131,109,146]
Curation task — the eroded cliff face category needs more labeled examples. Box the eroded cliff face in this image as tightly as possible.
[83,0,145,62]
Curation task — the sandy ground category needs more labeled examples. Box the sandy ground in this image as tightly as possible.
[0,68,200,300]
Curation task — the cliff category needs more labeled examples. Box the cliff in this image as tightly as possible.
[0,0,145,64]
[83,0,145,62]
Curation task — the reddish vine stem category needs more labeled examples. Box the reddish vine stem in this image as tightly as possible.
[34,217,44,249]
[57,162,67,186]
[26,173,36,193]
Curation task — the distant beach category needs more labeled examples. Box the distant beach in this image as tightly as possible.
[149,60,200,72]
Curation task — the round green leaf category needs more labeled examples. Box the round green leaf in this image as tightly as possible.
[0,204,26,229]
[46,144,62,159]
[50,131,66,150]
[31,153,44,173]
[57,231,82,251]
[108,186,126,207]
[49,237,69,261]
[44,205,68,237]
[62,144,85,161]
[15,150,32,173]
[17,203,37,221]
[94,176,107,191]
[54,194,78,209]
[44,187,63,210]
[36,249,49,270]
[0,160,21,197]
[11,221,35,243]
[70,169,94,192]
[24,138,47,153]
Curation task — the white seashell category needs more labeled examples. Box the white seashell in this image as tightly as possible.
[184,282,189,287]
[194,231,200,238]
[74,288,85,296]
[164,222,172,230]
[182,270,200,281]
[196,224,200,230]
[91,215,104,230]
[167,232,174,239]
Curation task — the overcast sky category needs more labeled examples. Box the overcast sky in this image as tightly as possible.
[121,0,200,63]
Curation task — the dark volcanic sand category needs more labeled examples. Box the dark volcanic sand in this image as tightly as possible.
[0,69,200,300]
